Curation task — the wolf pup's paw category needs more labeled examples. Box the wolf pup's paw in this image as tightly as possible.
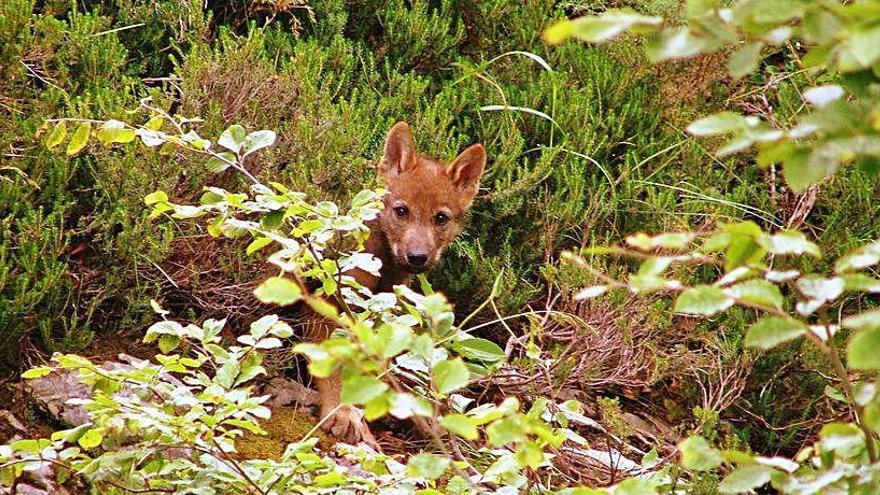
[322,406,380,450]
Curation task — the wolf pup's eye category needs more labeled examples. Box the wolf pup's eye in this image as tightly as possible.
[434,212,450,226]
[394,206,408,218]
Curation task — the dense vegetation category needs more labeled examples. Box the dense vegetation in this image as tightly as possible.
[2,0,880,493]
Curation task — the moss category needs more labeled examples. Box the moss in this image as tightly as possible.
[234,407,332,460]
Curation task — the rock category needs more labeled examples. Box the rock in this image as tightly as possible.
[263,376,318,407]
[22,354,184,427]
[22,368,92,427]
[5,460,72,495]
[0,410,27,435]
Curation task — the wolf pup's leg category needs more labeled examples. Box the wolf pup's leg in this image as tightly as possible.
[303,312,380,449]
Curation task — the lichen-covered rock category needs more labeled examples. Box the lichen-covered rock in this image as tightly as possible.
[263,376,318,407]
[22,368,93,427]
[21,354,183,427]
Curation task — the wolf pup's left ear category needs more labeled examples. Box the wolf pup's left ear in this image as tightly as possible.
[447,143,486,202]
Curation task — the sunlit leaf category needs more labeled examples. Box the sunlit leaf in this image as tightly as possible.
[718,465,773,494]
[242,130,277,156]
[341,375,388,405]
[687,112,747,136]
[21,366,52,379]
[45,121,67,149]
[440,414,478,440]
[674,286,734,316]
[406,454,450,480]
[679,436,722,471]
[253,277,302,305]
[218,124,246,153]
[77,428,103,449]
[848,325,880,370]
[434,358,470,394]
[745,317,807,350]
[66,122,91,156]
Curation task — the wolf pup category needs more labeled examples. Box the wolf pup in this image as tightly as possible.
[304,121,486,447]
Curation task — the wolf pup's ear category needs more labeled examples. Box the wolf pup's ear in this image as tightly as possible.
[446,143,486,202]
[380,122,417,178]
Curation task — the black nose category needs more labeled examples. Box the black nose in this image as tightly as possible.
[406,253,428,267]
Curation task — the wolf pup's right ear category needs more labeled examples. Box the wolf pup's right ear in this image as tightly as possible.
[380,122,417,179]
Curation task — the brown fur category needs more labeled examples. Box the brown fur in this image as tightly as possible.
[306,122,486,447]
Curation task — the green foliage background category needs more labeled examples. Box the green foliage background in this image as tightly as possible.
[2,0,879,459]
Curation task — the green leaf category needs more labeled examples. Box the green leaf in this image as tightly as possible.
[784,150,827,193]
[440,414,478,440]
[835,241,880,273]
[253,277,302,305]
[144,115,164,131]
[434,358,470,395]
[545,9,661,44]
[849,27,880,68]
[364,394,391,420]
[144,190,168,206]
[759,230,821,257]
[824,385,848,403]
[646,27,710,61]
[487,417,526,445]
[718,465,773,494]
[77,428,103,449]
[10,438,52,453]
[803,85,845,107]
[848,326,880,370]
[722,222,767,271]
[728,42,764,79]
[615,478,660,495]
[215,362,240,389]
[242,130,277,156]
[218,124,246,153]
[726,279,783,309]
[314,471,346,487]
[45,121,67,149]
[96,120,136,145]
[224,418,267,435]
[206,151,237,172]
[819,422,864,457]
[21,366,52,379]
[66,122,91,156]
[340,375,388,405]
[674,286,734,316]
[844,309,880,331]
[516,443,544,469]
[574,285,608,300]
[745,317,807,350]
[406,453,450,480]
[542,20,576,44]
[451,338,505,363]
[389,392,432,419]
[626,232,695,250]
[246,237,273,256]
[376,324,413,359]
[687,112,747,136]
[158,334,180,354]
[796,275,844,302]
[679,436,722,471]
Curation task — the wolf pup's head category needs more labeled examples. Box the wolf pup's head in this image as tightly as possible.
[377,122,486,274]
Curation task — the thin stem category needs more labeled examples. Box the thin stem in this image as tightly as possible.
[385,372,483,490]
[207,436,266,495]
[819,310,878,463]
